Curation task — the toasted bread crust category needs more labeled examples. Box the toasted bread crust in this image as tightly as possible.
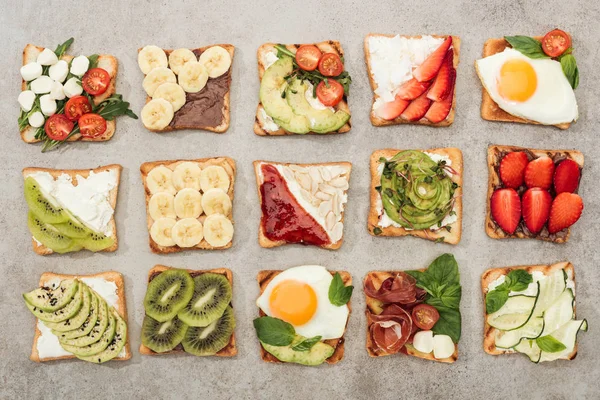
[140,157,236,253]
[30,270,131,363]
[485,145,584,242]
[22,164,122,255]
[139,265,237,357]
[367,148,463,244]
[253,160,352,250]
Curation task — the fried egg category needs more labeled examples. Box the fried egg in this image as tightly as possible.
[476,48,578,125]
[256,265,349,339]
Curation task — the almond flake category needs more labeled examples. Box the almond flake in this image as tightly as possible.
[325,211,336,230]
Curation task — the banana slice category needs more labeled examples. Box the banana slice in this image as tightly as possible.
[143,67,177,97]
[174,188,203,219]
[201,188,232,216]
[199,165,230,192]
[149,192,177,220]
[138,45,168,74]
[141,98,174,131]
[178,61,208,93]
[147,165,177,195]
[150,217,177,247]
[168,48,197,75]
[172,162,202,191]
[199,46,232,78]
[152,82,186,113]
[171,218,203,248]
[203,214,233,247]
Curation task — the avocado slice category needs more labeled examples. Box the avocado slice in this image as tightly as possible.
[23,279,79,312]
[26,282,84,323]
[58,294,109,347]
[260,336,335,366]
[77,310,127,363]
[44,284,92,332]
[61,309,116,357]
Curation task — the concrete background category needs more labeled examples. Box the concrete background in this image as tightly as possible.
[1,0,599,399]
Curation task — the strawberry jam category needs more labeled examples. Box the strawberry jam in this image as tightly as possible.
[259,164,330,246]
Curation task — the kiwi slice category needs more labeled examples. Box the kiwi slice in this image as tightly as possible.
[53,241,84,254]
[144,269,194,322]
[61,310,116,357]
[54,214,90,239]
[26,282,84,323]
[28,212,74,252]
[77,310,127,363]
[55,291,99,340]
[178,273,232,327]
[59,296,109,346]
[141,315,188,353]
[24,177,68,224]
[44,284,92,332]
[23,279,79,312]
[79,230,114,252]
[182,306,235,356]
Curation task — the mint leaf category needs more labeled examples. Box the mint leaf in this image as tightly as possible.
[291,336,322,351]
[328,272,353,306]
[504,36,548,59]
[486,289,510,314]
[253,316,295,346]
[560,53,579,89]
[536,335,567,353]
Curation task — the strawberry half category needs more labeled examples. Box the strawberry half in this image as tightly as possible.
[427,50,454,102]
[524,156,555,190]
[521,188,552,234]
[499,152,528,189]
[396,78,431,101]
[491,188,522,234]
[376,95,410,121]
[425,69,456,123]
[554,159,581,194]
[401,91,432,121]
[413,36,453,82]
[548,192,583,234]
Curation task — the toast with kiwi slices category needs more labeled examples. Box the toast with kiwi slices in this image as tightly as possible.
[140,265,236,357]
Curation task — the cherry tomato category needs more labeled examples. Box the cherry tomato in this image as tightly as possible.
[81,68,110,95]
[44,115,74,141]
[78,113,107,138]
[411,304,440,330]
[316,79,344,107]
[542,29,571,57]
[295,45,322,71]
[64,95,92,121]
[318,53,343,77]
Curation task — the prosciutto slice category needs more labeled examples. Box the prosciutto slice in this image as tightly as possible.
[364,272,418,304]
[367,305,413,355]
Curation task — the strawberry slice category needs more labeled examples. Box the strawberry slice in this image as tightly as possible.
[427,50,454,101]
[396,78,432,100]
[548,192,583,234]
[524,156,555,190]
[413,36,453,82]
[521,188,552,234]
[490,188,522,234]
[425,69,456,123]
[499,152,529,189]
[554,159,581,194]
[375,95,410,121]
[401,91,432,121]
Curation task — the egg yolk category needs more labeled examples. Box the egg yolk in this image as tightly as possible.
[497,59,537,102]
[269,280,317,326]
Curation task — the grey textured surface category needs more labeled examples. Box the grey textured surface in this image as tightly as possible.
[1,0,599,399]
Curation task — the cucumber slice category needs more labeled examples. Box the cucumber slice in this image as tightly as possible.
[540,289,574,336]
[487,295,537,331]
[532,269,566,317]
[495,316,544,349]
[513,338,542,363]
[538,319,587,362]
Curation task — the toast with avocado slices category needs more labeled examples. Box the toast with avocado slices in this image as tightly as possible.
[367,148,463,244]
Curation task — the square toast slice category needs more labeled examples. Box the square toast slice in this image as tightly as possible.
[367,148,463,244]
[140,157,235,253]
[139,265,237,357]
[364,34,461,127]
[485,145,584,243]
[22,164,122,255]
[254,41,351,136]
[30,270,131,362]
[256,269,351,364]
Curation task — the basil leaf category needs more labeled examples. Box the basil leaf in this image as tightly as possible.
[253,316,295,346]
[505,269,533,292]
[431,306,461,343]
[560,54,579,89]
[536,335,567,353]
[426,253,459,286]
[485,289,509,314]
[291,336,322,352]
[328,272,353,306]
[438,283,462,309]
[504,36,548,59]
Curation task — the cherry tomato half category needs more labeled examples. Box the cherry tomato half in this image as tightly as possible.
[542,29,571,58]
[295,45,322,71]
[411,304,440,330]
[79,113,107,138]
[316,79,344,107]
[318,53,343,77]
[81,68,110,96]
[44,114,74,141]
[64,95,92,121]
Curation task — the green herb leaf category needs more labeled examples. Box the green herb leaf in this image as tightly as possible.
[504,36,549,59]
[505,269,533,292]
[485,270,533,313]
[96,94,138,121]
[536,335,567,353]
[87,54,99,70]
[54,38,74,58]
[373,227,382,235]
[485,289,510,314]
[431,305,462,343]
[560,53,579,89]
[274,44,295,59]
[253,316,295,346]
[427,254,459,287]
[328,272,353,306]
[291,336,322,351]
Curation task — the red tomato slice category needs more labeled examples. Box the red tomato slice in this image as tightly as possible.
[78,113,107,138]
[295,45,322,71]
[81,68,110,95]
[316,79,344,107]
[64,95,92,121]
[542,29,571,57]
[44,115,74,141]
[411,304,440,330]
[318,53,343,77]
